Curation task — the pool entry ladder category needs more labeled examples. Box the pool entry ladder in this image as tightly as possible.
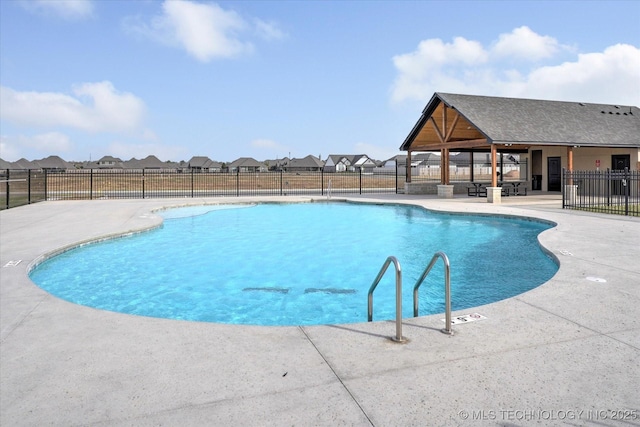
[367,251,453,343]
[413,251,453,335]
[368,256,405,342]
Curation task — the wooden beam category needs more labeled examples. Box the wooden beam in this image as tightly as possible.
[444,112,460,142]
[428,117,445,143]
[440,149,445,184]
[491,144,498,187]
[442,106,447,142]
[406,150,412,183]
[410,138,489,151]
[444,148,450,184]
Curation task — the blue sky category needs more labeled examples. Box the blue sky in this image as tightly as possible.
[1,0,639,163]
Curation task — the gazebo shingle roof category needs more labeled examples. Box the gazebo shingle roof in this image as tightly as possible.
[401,93,640,151]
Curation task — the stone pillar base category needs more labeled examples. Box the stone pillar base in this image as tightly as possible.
[437,184,454,199]
[565,184,578,205]
[487,187,502,204]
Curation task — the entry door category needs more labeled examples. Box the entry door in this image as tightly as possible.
[547,157,561,191]
[612,154,631,170]
[611,154,631,195]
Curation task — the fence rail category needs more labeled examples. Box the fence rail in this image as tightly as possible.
[562,168,639,216]
[1,168,404,209]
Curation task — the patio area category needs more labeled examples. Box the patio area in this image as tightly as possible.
[1,194,639,426]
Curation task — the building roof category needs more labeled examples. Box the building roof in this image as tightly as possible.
[228,157,263,168]
[35,155,74,169]
[400,93,640,152]
[188,156,221,168]
[126,155,171,169]
[0,158,13,169]
[288,155,324,168]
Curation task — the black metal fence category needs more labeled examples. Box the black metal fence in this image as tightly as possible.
[1,168,403,210]
[0,169,47,209]
[562,168,639,216]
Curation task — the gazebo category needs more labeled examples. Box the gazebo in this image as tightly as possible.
[400,93,640,202]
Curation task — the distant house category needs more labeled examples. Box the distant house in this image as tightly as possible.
[227,157,266,173]
[96,156,124,169]
[0,158,14,169]
[324,154,377,172]
[8,158,36,170]
[384,153,442,177]
[124,155,172,170]
[34,155,74,172]
[265,157,289,171]
[188,156,222,173]
[380,155,406,170]
[287,155,324,172]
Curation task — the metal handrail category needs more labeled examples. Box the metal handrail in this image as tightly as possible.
[367,256,406,343]
[413,251,453,335]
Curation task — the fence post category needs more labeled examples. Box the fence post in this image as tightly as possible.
[561,168,565,209]
[4,169,9,209]
[624,167,629,216]
[359,168,362,195]
[321,169,324,196]
[395,161,399,194]
[27,169,32,204]
[191,169,194,198]
[44,169,48,201]
[90,169,94,200]
[236,169,240,197]
[142,169,145,199]
[280,170,283,196]
[606,168,611,206]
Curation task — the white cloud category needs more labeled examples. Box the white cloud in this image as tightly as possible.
[391,37,488,103]
[0,81,147,133]
[20,0,94,20]
[254,19,287,41]
[250,138,288,152]
[492,26,563,61]
[390,27,640,106]
[0,132,73,161]
[125,0,255,62]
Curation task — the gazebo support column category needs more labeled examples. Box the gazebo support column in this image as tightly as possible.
[437,148,454,198]
[565,146,577,204]
[487,144,501,203]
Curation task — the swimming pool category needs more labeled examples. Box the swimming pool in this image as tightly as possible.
[30,202,558,326]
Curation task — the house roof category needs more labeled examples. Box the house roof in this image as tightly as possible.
[188,156,221,168]
[400,93,640,152]
[265,157,289,168]
[98,155,123,163]
[228,157,263,168]
[288,155,324,168]
[35,155,74,169]
[326,154,374,164]
[126,155,170,169]
[0,158,13,169]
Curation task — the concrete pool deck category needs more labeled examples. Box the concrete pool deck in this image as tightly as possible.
[1,194,639,426]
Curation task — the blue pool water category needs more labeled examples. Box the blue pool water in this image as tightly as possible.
[30,202,558,326]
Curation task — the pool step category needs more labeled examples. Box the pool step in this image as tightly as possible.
[304,288,357,294]
[242,287,290,294]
